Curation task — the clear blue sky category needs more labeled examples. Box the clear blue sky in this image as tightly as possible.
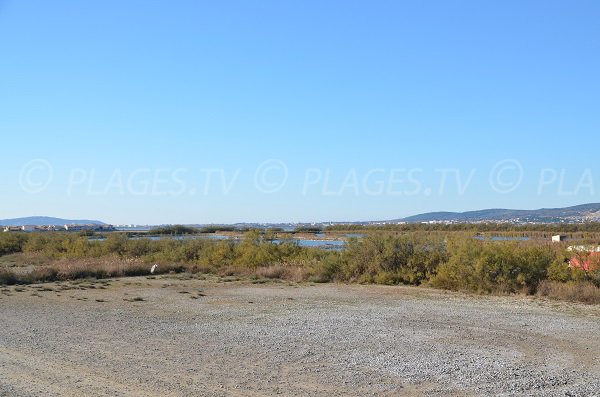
[1,0,599,224]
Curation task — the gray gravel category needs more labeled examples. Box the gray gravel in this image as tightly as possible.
[1,277,599,396]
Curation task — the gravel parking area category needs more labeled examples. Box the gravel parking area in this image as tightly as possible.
[1,276,599,396]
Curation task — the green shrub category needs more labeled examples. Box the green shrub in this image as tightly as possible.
[342,234,447,285]
[432,239,555,294]
[0,233,28,256]
[149,225,199,235]
[547,260,572,283]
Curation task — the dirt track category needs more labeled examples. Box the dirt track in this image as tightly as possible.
[1,276,599,396]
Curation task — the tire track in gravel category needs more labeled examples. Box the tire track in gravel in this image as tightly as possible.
[0,346,169,397]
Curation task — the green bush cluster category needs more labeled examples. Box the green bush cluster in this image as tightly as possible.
[343,234,447,285]
[0,233,28,256]
[198,225,236,233]
[293,226,323,233]
[148,225,200,235]
[431,239,556,294]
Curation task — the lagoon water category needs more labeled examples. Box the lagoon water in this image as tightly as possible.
[274,239,346,249]
[474,236,530,241]
[90,234,347,249]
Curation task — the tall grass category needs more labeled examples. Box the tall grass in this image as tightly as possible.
[537,280,600,304]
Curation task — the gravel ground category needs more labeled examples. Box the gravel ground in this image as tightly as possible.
[1,276,599,396]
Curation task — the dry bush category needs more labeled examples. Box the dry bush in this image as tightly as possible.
[27,267,59,282]
[284,265,311,282]
[50,256,149,279]
[255,265,287,279]
[0,252,51,268]
[215,262,311,282]
[216,266,238,277]
[537,280,600,304]
[188,264,214,274]
[6,257,188,283]
[254,264,310,282]
[0,268,18,285]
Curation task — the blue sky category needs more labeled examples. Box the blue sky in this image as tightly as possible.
[1,0,599,224]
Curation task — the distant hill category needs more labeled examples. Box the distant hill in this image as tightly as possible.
[400,203,600,223]
[0,217,106,226]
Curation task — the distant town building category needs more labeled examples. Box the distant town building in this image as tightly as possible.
[2,224,114,232]
[63,224,115,232]
[567,245,600,253]
[3,226,25,232]
[552,235,567,243]
[35,225,60,232]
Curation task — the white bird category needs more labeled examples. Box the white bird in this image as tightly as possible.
[150,264,159,274]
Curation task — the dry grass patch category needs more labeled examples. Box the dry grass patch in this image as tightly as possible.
[537,280,600,304]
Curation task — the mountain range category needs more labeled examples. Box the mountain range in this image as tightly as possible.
[3,204,600,227]
[0,217,105,227]
[399,203,600,223]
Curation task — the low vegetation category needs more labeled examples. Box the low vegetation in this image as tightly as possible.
[1,229,600,303]
[293,226,323,233]
[536,280,600,304]
[148,225,200,235]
